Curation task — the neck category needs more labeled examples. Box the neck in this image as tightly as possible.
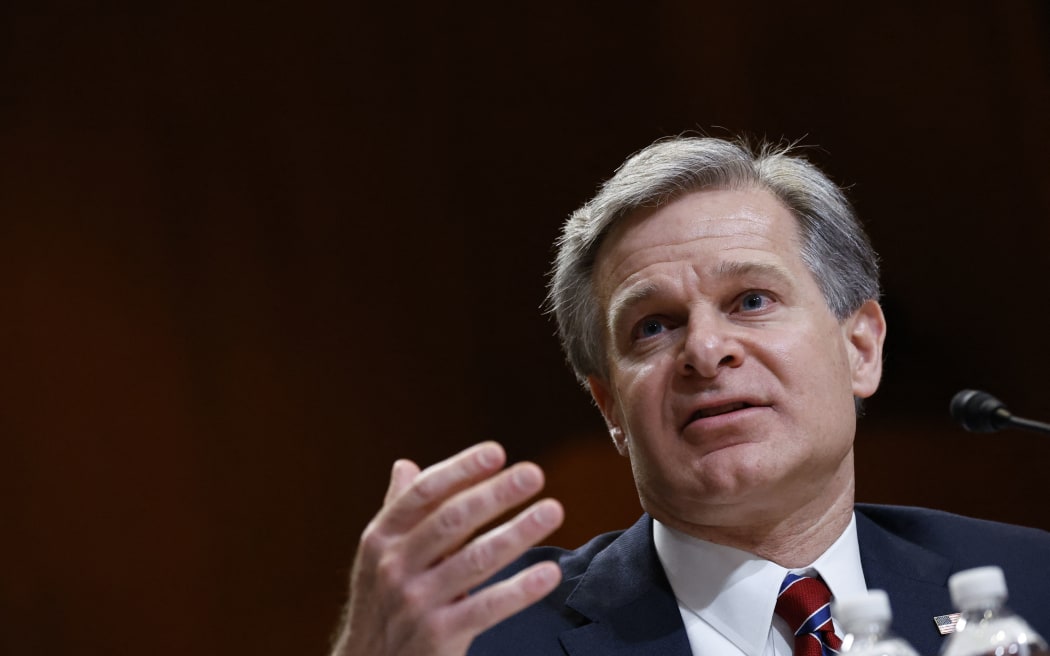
[651,472,856,568]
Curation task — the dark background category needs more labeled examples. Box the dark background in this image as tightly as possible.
[2,3,1048,655]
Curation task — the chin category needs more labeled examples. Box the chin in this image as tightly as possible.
[644,473,772,521]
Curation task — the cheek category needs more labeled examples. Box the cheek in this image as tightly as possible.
[613,361,668,426]
[772,326,853,392]
[625,437,685,506]
[616,374,679,478]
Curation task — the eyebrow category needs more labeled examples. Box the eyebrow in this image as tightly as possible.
[606,260,795,334]
[607,282,661,335]
[715,260,794,285]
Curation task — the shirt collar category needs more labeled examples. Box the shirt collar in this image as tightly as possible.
[653,514,867,656]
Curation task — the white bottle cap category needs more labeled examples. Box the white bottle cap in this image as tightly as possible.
[833,589,892,633]
[949,566,1008,611]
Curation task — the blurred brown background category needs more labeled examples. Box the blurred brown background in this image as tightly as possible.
[2,3,1049,654]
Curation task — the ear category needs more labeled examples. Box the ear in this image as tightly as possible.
[844,299,887,399]
[587,375,628,455]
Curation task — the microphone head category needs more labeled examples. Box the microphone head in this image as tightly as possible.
[950,389,1011,432]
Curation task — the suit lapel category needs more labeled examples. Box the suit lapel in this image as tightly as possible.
[555,507,960,655]
[558,515,693,656]
[855,507,955,656]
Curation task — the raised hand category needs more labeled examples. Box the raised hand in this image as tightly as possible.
[330,441,565,656]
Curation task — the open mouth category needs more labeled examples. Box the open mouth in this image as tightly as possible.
[688,402,753,423]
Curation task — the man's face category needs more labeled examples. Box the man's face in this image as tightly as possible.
[588,187,885,531]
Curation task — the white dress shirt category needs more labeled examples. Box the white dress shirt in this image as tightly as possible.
[653,514,868,656]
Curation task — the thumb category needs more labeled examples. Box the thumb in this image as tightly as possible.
[384,458,420,506]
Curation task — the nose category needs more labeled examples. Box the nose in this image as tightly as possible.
[676,313,744,378]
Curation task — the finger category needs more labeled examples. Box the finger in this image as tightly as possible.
[434,560,563,643]
[424,497,565,603]
[380,441,506,534]
[384,459,421,506]
[400,462,548,571]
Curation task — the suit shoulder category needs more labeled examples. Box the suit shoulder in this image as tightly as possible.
[856,503,1050,565]
[467,527,631,655]
[857,503,1050,542]
[485,526,627,585]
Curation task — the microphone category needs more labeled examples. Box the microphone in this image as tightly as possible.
[950,389,1050,435]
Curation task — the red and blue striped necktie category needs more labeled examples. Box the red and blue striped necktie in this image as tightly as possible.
[775,573,843,656]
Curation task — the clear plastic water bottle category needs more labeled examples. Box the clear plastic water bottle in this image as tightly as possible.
[833,589,920,655]
[941,566,1049,656]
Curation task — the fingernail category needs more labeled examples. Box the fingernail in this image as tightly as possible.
[533,501,557,527]
[476,444,498,468]
[534,563,558,585]
[513,465,539,490]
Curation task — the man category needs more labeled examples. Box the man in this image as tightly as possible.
[330,137,1050,656]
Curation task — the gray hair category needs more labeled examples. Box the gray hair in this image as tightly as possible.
[547,136,880,386]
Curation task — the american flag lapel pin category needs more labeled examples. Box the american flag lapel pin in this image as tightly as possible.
[934,612,961,635]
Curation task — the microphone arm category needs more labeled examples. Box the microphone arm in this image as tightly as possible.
[1003,415,1050,435]
[950,389,1050,435]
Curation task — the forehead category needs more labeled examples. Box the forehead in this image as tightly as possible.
[593,187,805,296]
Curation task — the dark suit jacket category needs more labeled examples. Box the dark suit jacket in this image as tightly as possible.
[468,505,1050,655]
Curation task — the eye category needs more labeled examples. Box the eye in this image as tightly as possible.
[739,291,773,312]
[633,317,668,340]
